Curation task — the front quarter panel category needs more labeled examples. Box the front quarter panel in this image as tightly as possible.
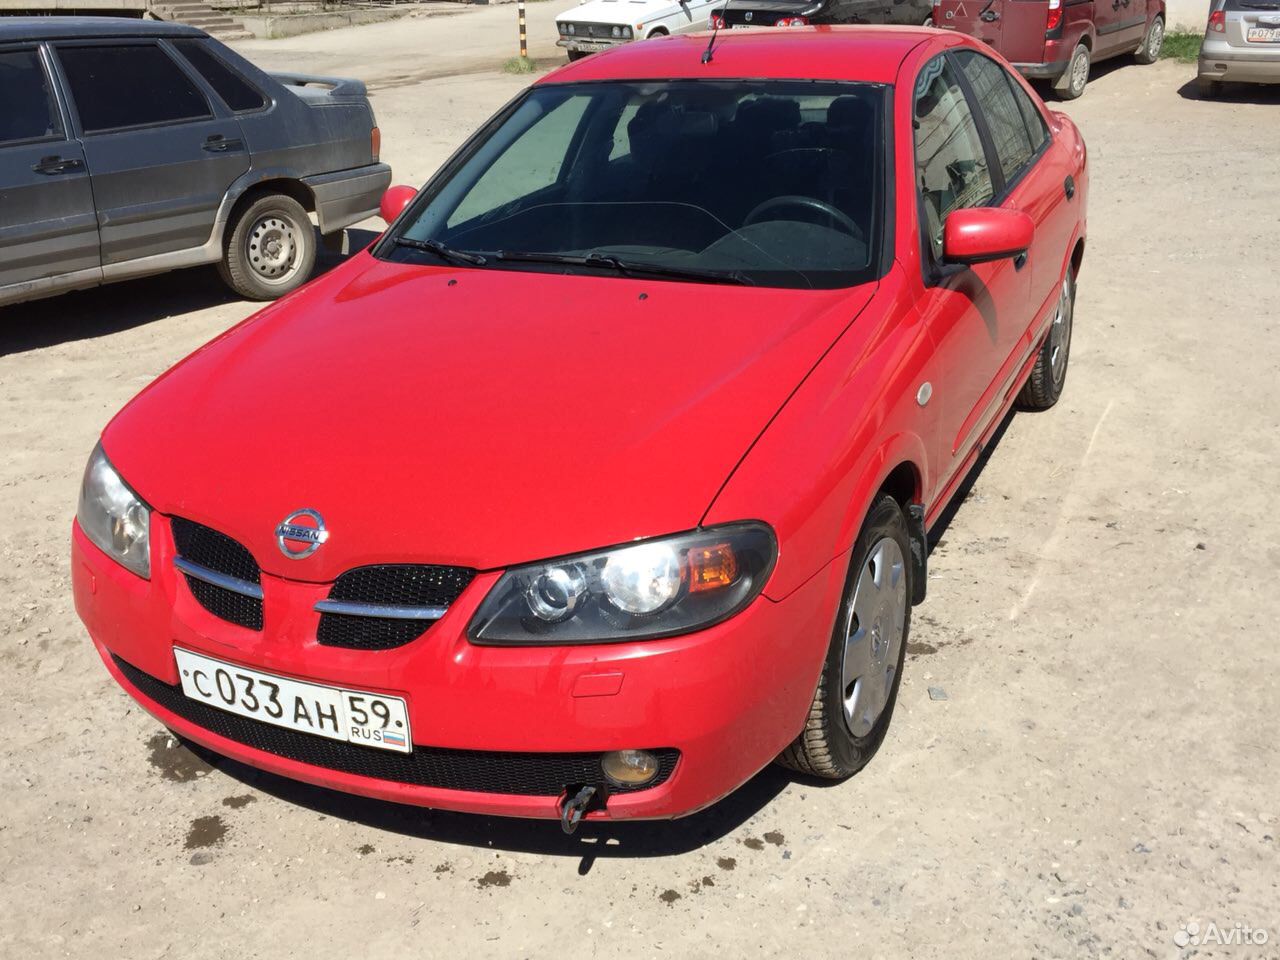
[702,264,932,603]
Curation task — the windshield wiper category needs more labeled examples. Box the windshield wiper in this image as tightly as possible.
[493,250,755,286]
[393,237,488,266]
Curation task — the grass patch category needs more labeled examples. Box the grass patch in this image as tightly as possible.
[502,55,539,74]
[1162,29,1203,63]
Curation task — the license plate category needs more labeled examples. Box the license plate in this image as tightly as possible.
[1247,26,1280,41]
[174,647,412,753]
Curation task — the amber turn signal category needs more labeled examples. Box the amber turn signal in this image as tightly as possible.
[687,542,738,593]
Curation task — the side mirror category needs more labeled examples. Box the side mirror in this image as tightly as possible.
[943,207,1034,265]
[379,185,417,226]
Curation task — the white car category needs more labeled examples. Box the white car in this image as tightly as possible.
[555,0,716,59]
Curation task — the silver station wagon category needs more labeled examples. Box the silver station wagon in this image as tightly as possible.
[0,17,390,306]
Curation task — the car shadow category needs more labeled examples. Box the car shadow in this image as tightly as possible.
[1176,76,1280,103]
[177,735,823,868]
[926,409,1016,550]
[0,228,380,358]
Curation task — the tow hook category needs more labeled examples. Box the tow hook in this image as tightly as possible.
[559,785,598,835]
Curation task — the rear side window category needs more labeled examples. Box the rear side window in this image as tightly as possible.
[0,48,62,145]
[955,51,1036,186]
[58,43,211,133]
[171,39,267,113]
[913,55,994,261]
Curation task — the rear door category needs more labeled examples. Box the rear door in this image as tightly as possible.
[0,44,100,300]
[934,0,1006,50]
[51,40,249,266]
[1095,0,1146,52]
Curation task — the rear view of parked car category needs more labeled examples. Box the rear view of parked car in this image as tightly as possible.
[0,18,389,308]
[1199,0,1280,94]
[709,0,933,32]
[932,0,1166,98]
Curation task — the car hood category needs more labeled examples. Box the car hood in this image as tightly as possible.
[557,0,665,23]
[103,254,875,581]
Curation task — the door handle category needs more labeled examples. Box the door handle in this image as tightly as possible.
[202,135,244,153]
[1064,175,1076,200]
[31,155,84,175]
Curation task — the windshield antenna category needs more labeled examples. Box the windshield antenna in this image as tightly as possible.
[702,0,731,63]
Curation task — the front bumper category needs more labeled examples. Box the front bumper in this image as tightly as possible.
[73,520,844,821]
[302,162,392,235]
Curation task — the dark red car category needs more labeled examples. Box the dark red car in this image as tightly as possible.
[73,27,1087,826]
[933,0,1167,98]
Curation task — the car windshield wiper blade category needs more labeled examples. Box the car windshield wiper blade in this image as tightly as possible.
[393,237,488,266]
[493,250,755,285]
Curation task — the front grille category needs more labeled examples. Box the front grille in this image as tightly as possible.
[170,517,263,630]
[562,21,623,39]
[113,655,679,796]
[317,564,475,651]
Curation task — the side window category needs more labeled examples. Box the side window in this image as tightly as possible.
[955,51,1036,185]
[1010,75,1049,154]
[57,43,211,134]
[171,39,267,113]
[446,94,591,229]
[913,55,994,262]
[0,48,63,145]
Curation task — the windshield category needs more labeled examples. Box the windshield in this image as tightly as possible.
[380,80,888,289]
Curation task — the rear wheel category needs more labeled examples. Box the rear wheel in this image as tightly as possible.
[776,495,912,779]
[1135,15,1164,63]
[1056,43,1091,100]
[1017,269,1075,410]
[218,192,316,301]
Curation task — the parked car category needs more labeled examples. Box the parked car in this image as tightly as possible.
[556,0,714,59]
[709,0,934,32]
[1198,0,1280,95]
[0,17,389,307]
[932,0,1166,98]
[73,27,1088,827]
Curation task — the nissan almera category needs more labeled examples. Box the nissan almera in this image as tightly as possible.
[73,27,1087,828]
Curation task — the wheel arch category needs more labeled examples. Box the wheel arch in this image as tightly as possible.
[214,173,317,249]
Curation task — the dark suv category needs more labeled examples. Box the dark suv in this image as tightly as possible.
[0,17,390,306]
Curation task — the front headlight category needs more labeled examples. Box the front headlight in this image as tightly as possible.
[623,25,634,38]
[469,523,776,644]
[557,21,568,34]
[611,24,622,37]
[77,443,151,579]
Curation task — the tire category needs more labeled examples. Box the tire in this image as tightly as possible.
[567,50,589,62]
[1135,15,1164,64]
[1056,43,1091,100]
[1017,268,1075,410]
[776,495,912,779]
[646,27,668,38]
[218,192,317,301]
[1198,77,1224,97]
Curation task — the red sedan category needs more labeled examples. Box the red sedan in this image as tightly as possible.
[72,26,1087,827]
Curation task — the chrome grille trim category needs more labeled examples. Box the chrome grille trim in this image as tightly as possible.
[175,556,265,600]
[313,599,448,621]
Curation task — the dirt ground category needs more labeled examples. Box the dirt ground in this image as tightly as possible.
[1,25,1278,959]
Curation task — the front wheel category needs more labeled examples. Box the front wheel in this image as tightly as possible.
[218,192,316,301]
[776,495,912,779]
[1056,43,1091,100]
[566,49,589,62]
[1135,15,1164,64]
[1017,269,1075,410]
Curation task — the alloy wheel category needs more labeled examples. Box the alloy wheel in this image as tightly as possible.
[1049,276,1073,387]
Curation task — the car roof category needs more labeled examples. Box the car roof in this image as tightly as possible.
[538,26,941,86]
[0,16,205,43]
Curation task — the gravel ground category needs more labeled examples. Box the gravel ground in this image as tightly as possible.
[1,36,1277,960]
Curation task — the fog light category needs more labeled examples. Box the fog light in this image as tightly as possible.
[602,749,660,787]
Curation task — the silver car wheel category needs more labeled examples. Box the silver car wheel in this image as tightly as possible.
[1049,275,1073,386]
[841,537,907,738]
[247,215,302,283]
[1148,19,1164,58]
[1070,50,1089,96]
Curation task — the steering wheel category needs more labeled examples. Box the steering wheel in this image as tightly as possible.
[743,195,861,238]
